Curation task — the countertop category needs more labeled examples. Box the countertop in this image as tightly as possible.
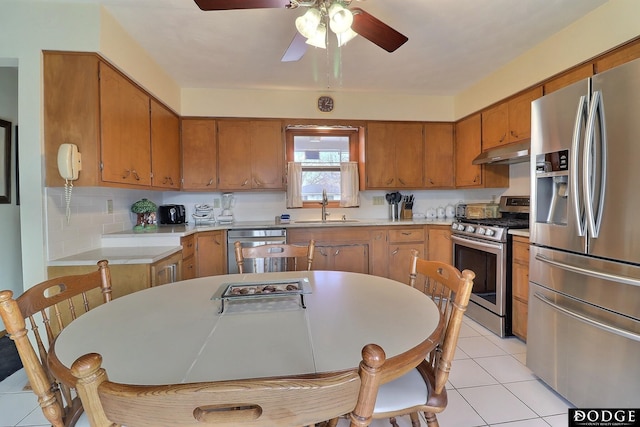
[509,229,530,238]
[48,246,182,267]
[50,218,454,266]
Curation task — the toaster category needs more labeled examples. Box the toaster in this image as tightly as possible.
[158,204,186,225]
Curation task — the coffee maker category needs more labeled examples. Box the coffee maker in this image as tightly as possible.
[218,193,234,223]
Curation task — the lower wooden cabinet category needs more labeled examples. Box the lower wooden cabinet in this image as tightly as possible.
[314,244,369,273]
[180,234,196,280]
[427,225,452,264]
[511,235,530,341]
[387,227,426,284]
[47,251,184,307]
[195,230,226,277]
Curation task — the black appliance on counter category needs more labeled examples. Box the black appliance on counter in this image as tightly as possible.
[158,204,186,225]
[450,196,530,337]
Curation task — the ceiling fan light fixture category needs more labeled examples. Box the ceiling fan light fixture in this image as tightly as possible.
[328,3,353,34]
[295,7,322,39]
[336,27,358,47]
[305,23,327,48]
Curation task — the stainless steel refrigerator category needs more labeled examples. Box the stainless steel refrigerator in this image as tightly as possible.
[529,58,640,408]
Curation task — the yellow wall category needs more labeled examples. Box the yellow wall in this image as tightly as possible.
[455,0,640,118]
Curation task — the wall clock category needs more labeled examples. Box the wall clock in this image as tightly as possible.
[317,96,334,113]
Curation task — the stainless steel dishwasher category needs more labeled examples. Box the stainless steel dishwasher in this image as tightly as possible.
[227,228,287,274]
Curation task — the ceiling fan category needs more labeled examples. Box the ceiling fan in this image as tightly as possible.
[193,0,408,62]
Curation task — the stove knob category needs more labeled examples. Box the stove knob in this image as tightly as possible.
[485,228,495,237]
[465,225,475,233]
[451,223,458,231]
[477,227,486,235]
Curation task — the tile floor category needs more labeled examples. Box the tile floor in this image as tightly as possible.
[0,316,574,427]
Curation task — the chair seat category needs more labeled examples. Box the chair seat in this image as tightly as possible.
[374,368,428,413]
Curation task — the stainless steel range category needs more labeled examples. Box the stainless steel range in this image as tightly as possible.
[451,196,530,337]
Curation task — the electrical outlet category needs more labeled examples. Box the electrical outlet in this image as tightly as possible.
[106,199,113,214]
[373,196,385,206]
[213,198,221,208]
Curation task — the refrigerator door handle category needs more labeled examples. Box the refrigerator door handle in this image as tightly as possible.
[535,253,640,287]
[583,90,607,238]
[533,292,640,342]
[571,95,589,237]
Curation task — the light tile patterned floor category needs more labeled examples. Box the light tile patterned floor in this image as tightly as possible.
[0,317,573,427]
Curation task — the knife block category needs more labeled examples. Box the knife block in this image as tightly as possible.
[401,207,413,220]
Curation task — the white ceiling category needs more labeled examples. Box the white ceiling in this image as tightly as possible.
[47,0,607,95]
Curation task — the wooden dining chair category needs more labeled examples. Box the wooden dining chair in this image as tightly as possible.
[234,239,315,273]
[0,260,113,427]
[371,250,475,427]
[70,343,387,427]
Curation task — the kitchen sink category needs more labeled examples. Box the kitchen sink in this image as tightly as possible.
[294,219,360,224]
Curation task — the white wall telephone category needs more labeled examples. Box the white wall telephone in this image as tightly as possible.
[57,143,82,180]
[57,144,82,224]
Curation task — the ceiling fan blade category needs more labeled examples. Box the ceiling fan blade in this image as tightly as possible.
[194,0,293,11]
[350,7,408,52]
[282,32,309,62]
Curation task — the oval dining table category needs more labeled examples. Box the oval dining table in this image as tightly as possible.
[49,270,443,386]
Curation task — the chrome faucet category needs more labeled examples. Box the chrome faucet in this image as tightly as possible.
[320,189,330,222]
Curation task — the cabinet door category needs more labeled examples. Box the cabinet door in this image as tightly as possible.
[481,102,509,149]
[595,40,640,73]
[250,120,284,189]
[365,122,396,188]
[151,252,182,287]
[366,122,423,189]
[331,244,369,274]
[196,231,226,277]
[388,243,423,284]
[182,119,217,190]
[151,99,180,190]
[99,63,151,187]
[512,237,530,341]
[507,86,542,142]
[427,226,452,264]
[370,229,388,278]
[217,120,253,190]
[100,63,151,186]
[455,114,483,187]
[424,123,454,188]
[544,63,593,94]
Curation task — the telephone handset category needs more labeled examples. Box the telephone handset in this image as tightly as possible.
[57,144,82,224]
[57,143,82,180]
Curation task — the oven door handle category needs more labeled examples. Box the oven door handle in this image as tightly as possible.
[452,235,503,251]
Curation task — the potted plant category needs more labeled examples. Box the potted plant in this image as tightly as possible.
[131,198,157,231]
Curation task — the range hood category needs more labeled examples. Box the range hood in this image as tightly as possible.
[472,140,530,165]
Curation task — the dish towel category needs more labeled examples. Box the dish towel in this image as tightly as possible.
[286,162,303,208]
[340,162,360,207]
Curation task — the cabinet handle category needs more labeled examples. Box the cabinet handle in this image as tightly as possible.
[207,178,214,186]
[334,249,340,256]
[401,232,412,236]
[132,169,140,181]
[253,177,262,187]
[429,178,434,185]
[391,248,399,255]
[242,179,249,187]
[122,169,131,179]
[386,178,394,185]
[319,249,328,257]
[398,178,405,185]
[499,132,506,142]
[511,130,518,138]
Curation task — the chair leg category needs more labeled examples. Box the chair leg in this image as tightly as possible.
[424,412,439,427]
[388,417,400,427]
[409,412,422,427]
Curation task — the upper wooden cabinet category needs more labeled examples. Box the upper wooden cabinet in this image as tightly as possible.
[455,114,509,189]
[365,122,424,189]
[424,123,454,188]
[481,86,543,149]
[99,62,152,187]
[181,118,217,190]
[150,99,180,190]
[217,119,284,191]
[44,51,179,190]
[544,63,594,94]
[595,39,640,73]
[44,52,101,187]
